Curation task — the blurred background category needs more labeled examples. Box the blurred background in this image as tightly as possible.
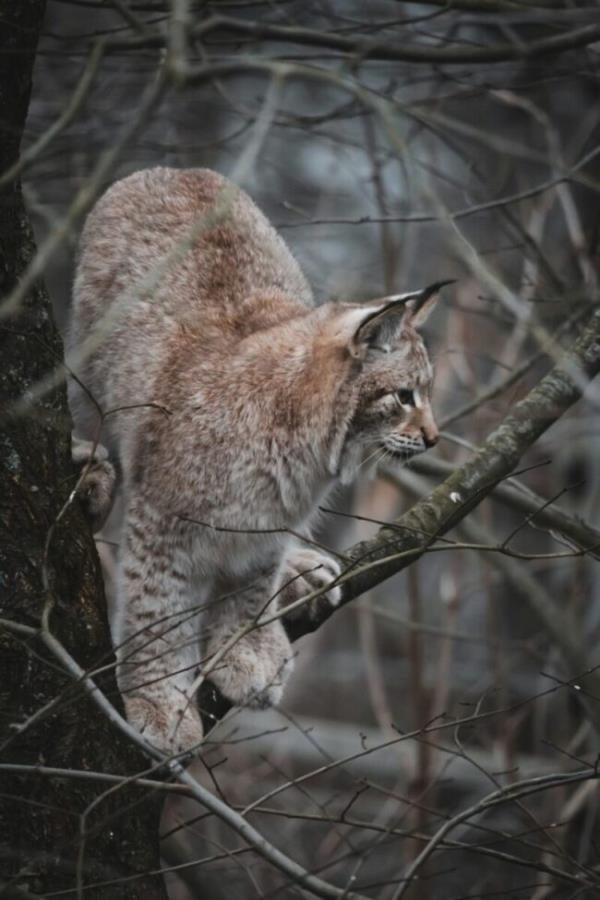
[24,2,600,896]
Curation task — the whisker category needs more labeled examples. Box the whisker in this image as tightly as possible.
[358,443,387,472]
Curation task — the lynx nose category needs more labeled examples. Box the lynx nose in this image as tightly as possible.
[422,427,439,448]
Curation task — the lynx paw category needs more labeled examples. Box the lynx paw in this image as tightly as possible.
[72,438,117,531]
[281,547,343,619]
[207,623,294,710]
[124,695,204,758]
[78,460,117,531]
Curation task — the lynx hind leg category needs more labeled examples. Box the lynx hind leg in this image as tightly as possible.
[116,513,205,757]
[72,436,117,532]
[280,546,343,621]
[203,576,294,710]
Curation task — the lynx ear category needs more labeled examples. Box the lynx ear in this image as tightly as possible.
[349,297,410,357]
[349,280,454,357]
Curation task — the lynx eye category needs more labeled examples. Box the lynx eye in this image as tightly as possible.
[397,389,415,406]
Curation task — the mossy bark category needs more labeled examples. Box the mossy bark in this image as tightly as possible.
[0,4,168,897]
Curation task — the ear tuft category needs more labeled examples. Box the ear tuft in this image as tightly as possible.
[404,279,455,327]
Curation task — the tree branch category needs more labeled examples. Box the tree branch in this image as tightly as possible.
[408,454,600,560]
[204,16,600,66]
[107,14,600,66]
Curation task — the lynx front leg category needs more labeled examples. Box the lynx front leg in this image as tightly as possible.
[116,509,204,756]
[203,567,294,710]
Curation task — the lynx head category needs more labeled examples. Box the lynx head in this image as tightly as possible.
[321,281,451,481]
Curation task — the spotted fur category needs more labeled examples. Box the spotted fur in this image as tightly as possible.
[68,167,443,755]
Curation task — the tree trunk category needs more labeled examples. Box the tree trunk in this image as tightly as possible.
[0,4,168,897]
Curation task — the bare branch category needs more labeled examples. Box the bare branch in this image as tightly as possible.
[110,14,600,66]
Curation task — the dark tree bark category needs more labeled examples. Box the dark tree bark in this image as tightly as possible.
[0,4,168,898]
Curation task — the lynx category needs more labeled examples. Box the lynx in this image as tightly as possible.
[68,167,446,756]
